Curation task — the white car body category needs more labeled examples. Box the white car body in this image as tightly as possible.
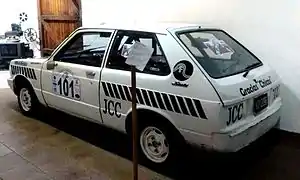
[7,22,281,153]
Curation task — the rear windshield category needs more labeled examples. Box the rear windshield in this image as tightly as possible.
[177,30,262,78]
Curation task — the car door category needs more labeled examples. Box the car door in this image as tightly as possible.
[100,30,171,131]
[41,29,115,122]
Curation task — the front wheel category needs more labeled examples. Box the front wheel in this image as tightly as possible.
[17,85,39,116]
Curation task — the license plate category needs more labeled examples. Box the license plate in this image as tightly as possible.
[253,93,268,114]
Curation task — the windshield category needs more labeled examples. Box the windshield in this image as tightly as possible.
[177,30,262,78]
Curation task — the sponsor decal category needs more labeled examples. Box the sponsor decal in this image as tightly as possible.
[14,61,28,66]
[240,76,272,96]
[173,60,194,81]
[171,81,189,88]
[30,62,41,65]
[103,99,121,118]
[227,103,244,126]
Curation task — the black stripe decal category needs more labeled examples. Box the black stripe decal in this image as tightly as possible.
[23,67,26,76]
[123,86,132,101]
[177,96,189,115]
[141,89,151,106]
[11,66,15,75]
[155,92,166,110]
[136,88,145,105]
[162,93,173,112]
[193,99,207,119]
[31,69,37,80]
[148,91,158,108]
[129,87,140,104]
[26,68,32,79]
[117,85,126,100]
[29,68,34,79]
[106,83,115,98]
[100,82,207,120]
[17,66,21,74]
[112,84,120,99]
[24,68,29,78]
[185,98,198,117]
[102,82,109,96]
[21,67,24,75]
[169,95,181,113]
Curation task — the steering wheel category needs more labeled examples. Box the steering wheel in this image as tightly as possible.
[76,46,106,58]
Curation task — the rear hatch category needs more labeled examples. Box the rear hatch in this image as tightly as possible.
[210,64,280,106]
[175,28,281,127]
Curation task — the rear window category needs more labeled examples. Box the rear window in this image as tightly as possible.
[177,30,262,78]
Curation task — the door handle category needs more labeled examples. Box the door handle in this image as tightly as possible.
[86,71,96,77]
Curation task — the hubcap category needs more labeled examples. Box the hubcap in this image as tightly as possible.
[140,126,169,163]
[20,88,31,112]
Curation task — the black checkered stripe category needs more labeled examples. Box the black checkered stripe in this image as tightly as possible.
[101,82,207,119]
[10,65,37,80]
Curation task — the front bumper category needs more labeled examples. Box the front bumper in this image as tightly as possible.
[180,98,281,152]
[7,78,13,91]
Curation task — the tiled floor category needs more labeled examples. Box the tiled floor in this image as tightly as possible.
[3,77,300,180]
[0,89,170,180]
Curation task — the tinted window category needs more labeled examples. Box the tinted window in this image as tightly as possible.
[178,30,262,78]
[54,31,112,67]
[106,31,170,76]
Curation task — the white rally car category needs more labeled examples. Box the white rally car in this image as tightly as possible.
[7,22,281,166]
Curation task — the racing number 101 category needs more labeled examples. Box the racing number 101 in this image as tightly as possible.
[57,78,74,98]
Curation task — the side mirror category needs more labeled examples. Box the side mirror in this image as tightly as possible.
[47,61,57,70]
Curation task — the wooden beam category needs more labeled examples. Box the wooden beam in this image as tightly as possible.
[41,19,56,44]
[42,15,78,22]
[37,0,44,57]
[72,0,79,11]
[77,0,82,27]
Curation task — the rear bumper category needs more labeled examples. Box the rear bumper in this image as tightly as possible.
[180,98,281,152]
[212,106,280,152]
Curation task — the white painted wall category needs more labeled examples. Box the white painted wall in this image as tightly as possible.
[82,0,300,133]
[0,0,40,57]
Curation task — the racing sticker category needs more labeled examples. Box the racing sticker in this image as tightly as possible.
[173,60,194,81]
[52,71,81,100]
[203,38,234,59]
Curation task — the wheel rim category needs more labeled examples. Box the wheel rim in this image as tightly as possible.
[140,126,169,163]
[20,88,32,112]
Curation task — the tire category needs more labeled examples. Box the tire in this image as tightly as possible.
[138,121,184,167]
[17,83,39,116]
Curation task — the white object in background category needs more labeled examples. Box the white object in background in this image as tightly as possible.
[0,71,10,89]
[125,41,154,71]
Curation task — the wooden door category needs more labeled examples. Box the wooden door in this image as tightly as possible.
[38,0,82,56]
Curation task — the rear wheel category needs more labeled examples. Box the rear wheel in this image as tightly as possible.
[17,84,39,116]
[138,120,185,167]
[140,126,170,163]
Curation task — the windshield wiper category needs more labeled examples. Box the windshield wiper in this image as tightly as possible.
[243,62,262,77]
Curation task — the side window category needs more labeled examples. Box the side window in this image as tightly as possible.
[54,31,112,67]
[106,31,171,76]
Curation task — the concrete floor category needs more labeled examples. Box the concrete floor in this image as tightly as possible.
[0,89,170,180]
[1,87,300,180]
[0,71,9,89]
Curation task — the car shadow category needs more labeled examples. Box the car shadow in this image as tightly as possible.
[27,106,281,180]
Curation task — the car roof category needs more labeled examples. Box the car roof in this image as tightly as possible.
[79,22,202,35]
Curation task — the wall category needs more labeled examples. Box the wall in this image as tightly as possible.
[0,0,40,57]
[82,0,300,133]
